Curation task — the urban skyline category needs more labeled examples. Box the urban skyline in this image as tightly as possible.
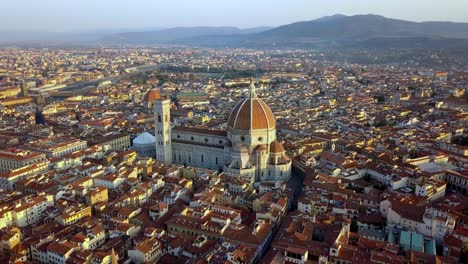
[0,2,467,264]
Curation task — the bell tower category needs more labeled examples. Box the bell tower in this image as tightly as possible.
[154,99,172,164]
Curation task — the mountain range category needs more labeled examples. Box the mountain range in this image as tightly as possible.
[103,26,271,45]
[257,14,468,40]
[252,14,468,49]
[3,14,468,49]
[99,14,468,49]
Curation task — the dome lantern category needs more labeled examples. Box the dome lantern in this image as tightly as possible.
[227,81,275,131]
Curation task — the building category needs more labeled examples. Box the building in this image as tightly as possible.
[0,96,33,107]
[0,148,47,173]
[20,137,87,158]
[54,204,92,226]
[0,161,50,190]
[46,241,78,264]
[128,237,164,264]
[90,134,130,151]
[153,80,292,183]
[84,187,109,205]
[166,209,274,255]
[143,89,162,109]
[0,86,21,98]
[70,224,106,250]
[132,132,156,158]
[0,227,21,257]
[382,198,456,243]
[445,170,468,195]
[13,194,54,227]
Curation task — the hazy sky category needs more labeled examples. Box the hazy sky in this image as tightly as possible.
[3,0,468,31]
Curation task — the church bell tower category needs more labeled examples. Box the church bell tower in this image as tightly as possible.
[154,99,172,164]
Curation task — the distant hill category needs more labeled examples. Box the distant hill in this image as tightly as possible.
[5,14,468,50]
[100,15,468,49]
[312,14,347,22]
[102,26,271,45]
[351,36,468,49]
[254,14,468,45]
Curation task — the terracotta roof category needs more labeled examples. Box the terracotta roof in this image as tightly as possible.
[390,199,425,223]
[270,140,285,153]
[0,148,45,161]
[144,89,162,103]
[47,241,77,256]
[228,98,275,130]
[255,144,268,151]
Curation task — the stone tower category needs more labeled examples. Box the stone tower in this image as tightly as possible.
[154,99,172,164]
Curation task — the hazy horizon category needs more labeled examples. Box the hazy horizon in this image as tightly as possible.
[2,0,468,32]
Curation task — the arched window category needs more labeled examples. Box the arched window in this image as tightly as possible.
[157,115,161,123]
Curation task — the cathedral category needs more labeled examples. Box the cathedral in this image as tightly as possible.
[152,80,292,183]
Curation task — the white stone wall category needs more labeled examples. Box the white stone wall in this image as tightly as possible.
[171,129,227,170]
[172,142,225,170]
[172,130,227,147]
[228,128,276,151]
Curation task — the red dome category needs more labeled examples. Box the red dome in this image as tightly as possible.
[255,144,268,151]
[270,140,285,153]
[228,98,275,130]
[144,89,162,103]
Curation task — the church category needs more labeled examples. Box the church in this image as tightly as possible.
[152,80,292,183]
